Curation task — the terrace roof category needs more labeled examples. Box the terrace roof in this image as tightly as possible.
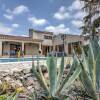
[0,34,42,42]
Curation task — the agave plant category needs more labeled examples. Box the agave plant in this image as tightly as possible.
[32,55,81,100]
[0,85,24,100]
[0,92,19,100]
[75,36,100,100]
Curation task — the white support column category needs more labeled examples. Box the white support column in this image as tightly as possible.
[0,41,2,57]
[39,43,42,51]
[21,42,25,56]
[39,42,42,55]
[65,43,68,55]
[22,42,24,52]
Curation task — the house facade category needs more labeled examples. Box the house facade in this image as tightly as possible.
[53,34,84,55]
[0,29,84,58]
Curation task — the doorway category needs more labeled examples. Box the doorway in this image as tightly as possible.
[10,44,21,57]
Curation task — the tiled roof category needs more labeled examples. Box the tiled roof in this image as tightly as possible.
[0,34,42,42]
[33,30,53,35]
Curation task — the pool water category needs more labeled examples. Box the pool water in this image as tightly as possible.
[0,57,46,63]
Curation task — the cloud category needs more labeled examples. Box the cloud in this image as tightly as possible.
[12,5,29,15]
[4,5,29,20]
[3,14,13,20]
[45,24,70,34]
[71,20,83,28]
[68,0,84,11]
[0,23,13,34]
[12,24,19,28]
[74,11,87,20]
[54,6,70,20]
[28,17,47,26]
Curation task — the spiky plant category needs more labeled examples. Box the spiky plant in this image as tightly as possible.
[0,85,24,100]
[75,36,100,100]
[32,55,81,100]
[0,92,19,100]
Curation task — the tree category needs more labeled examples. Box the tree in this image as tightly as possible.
[80,0,100,36]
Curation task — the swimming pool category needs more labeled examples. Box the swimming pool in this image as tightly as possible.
[0,57,46,63]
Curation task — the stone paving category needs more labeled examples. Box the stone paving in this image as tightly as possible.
[0,60,46,72]
[0,57,73,72]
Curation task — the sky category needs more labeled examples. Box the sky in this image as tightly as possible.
[0,0,86,36]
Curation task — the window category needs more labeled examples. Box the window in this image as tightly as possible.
[44,35,52,40]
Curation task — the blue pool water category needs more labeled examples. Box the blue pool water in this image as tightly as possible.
[0,57,46,63]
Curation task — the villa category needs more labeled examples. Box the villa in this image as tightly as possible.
[0,29,84,58]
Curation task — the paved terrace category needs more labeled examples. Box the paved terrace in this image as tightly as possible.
[0,57,72,72]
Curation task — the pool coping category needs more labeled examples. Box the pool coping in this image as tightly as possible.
[0,56,46,59]
[0,60,46,64]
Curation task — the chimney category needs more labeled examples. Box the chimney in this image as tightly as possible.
[29,29,34,37]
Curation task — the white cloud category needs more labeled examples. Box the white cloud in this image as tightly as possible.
[12,5,29,15]
[0,23,13,34]
[54,6,70,20]
[74,11,87,20]
[71,20,83,28]
[28,17,47,26]
[45,24,70,34]
[3,14,13,20]
[4,5,29,20]
[12,24,19,28]
[68,0,84,11]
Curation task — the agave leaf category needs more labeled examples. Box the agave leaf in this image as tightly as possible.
[86,38,95,88]
[91,38,100,93]
[96,52,100,93]
[6,92,17,100]
[87,43,94,83]
[46,56,57,68]
[7,94,13,100]
[32,90,38,100]
[48,56,57,97]
[81,47,89,72]
[79,63,97,100]
[12,93,19,100]
[61,64,81,92]
[56,56,80,95]
[75,48,97,100]
[46,56,51,70]
[38,62,49,93]
[90,37,100,92]
[0,95,7,100]
[90,37,100,60]
[57,56,64,89]
[32,61,49,93]
[88,37,100,90]
[37,52,49,92]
